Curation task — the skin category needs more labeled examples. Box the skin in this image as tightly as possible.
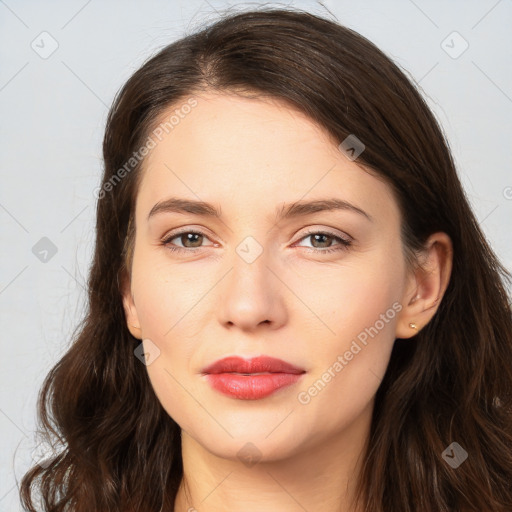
[122,91,453,512]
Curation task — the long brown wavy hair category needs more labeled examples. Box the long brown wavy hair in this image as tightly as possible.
[19,7,512,512]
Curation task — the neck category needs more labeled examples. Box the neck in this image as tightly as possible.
[173,402,372,512]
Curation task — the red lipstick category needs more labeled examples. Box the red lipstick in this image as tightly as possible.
[202,356,306,400]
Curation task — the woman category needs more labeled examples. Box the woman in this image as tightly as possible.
[20,7,512,512]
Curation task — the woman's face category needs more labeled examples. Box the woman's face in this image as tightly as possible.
[123,91,416,461]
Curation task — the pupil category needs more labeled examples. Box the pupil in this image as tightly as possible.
[314,234,330,248]
[184,233,202,247]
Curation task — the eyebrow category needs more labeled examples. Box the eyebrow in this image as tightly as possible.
[147,197,373,223]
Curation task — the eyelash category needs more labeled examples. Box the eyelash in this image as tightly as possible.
[161,228,352,255]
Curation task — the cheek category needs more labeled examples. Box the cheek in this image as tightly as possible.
[130,263,205,429]
[295,302,399,438]
[292,252,404,428]
[130,241,210,342]
[129,247,221,423]
[288,243,403,345]
[132,271,202,378]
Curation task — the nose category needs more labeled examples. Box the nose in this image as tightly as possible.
[217,247,288,332]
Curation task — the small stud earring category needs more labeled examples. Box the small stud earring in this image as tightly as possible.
[409,322,417,329]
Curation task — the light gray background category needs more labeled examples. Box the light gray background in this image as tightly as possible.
[1,0,511,509]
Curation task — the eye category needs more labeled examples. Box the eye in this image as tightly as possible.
[161,228,352,255]
[161,229,214,253]
[293,230,352,254]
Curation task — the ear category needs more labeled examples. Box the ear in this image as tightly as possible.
[120,270,142,340]
[395,232,453,339]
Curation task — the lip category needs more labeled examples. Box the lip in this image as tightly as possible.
[202,356,306,400]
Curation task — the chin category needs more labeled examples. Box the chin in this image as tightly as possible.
[182,419,309,462]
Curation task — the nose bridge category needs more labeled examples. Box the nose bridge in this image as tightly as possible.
[229,234,273,297]
[217,233,286,329]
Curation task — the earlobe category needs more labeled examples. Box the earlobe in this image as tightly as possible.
[395,232,453,339]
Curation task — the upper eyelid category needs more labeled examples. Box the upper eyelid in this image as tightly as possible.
[298,227,352,241]
[162,227,217,245]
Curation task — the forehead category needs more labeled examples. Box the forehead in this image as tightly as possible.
[136,91,399,227]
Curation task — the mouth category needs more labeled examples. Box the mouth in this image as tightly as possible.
[201,356,306,400]
[201,355,305,375]
[229,372,275,376]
